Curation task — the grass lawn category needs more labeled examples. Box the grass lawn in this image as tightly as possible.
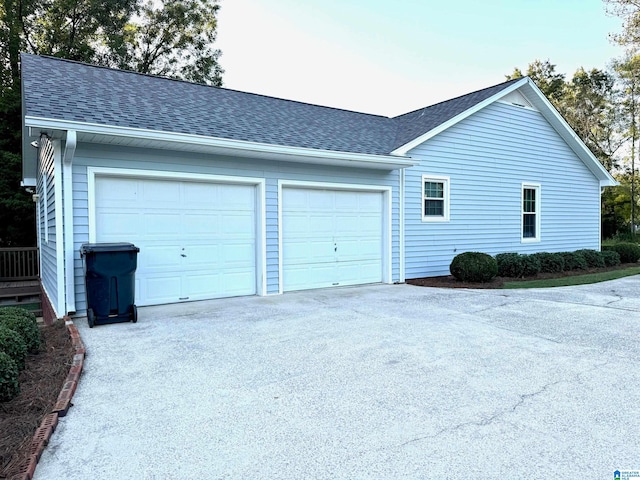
[502,266,640,289]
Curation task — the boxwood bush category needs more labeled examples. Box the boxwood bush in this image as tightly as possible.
[450,252,498,282]
[560,251,588,271]
[575,249,606,269]
[0,326,27,371]
[601,250,621,267]
[521,254,542,277]
[531,252,565,273]
[603,243,640,263]
[495,253,524,278]
[0,351,20,402]
[0,307,40,354]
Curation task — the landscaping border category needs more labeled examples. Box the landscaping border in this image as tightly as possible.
[11,317,85,480]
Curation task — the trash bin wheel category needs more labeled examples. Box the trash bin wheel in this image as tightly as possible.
[87,308,95,328]
[130,304,138,323]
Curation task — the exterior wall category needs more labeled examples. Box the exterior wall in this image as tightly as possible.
[70,144,401,313]
[36,136,61,315]
[404,101,602,279]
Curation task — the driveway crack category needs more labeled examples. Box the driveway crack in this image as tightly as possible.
[396,360,610,449]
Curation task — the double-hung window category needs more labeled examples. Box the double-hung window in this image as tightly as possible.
[521,183,540,242]
[422,175,450,222]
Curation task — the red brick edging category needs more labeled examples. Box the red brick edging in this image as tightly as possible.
[11,317,86,480]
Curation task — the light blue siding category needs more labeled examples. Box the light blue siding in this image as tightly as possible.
[37,137,60,313]
[404,101,602,279]
[71,144,400,313]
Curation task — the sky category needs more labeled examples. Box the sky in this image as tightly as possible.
[216,0,626,117]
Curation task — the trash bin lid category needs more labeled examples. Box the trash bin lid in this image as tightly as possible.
[80,243,140,254]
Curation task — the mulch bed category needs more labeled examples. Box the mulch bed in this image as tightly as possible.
[0,320,74,479]
[406,263,639,289]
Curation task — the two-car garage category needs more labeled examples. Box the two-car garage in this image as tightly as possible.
[91,170,390,306]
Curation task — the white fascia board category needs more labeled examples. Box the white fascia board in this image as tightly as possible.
[24,116,419,170]
[518,80,617,187]
[391,78,529,156]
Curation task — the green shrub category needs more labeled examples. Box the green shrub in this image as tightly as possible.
[601,250,621,267]
[450,252,498,282]
[0,326,27,370]
[0,351,20,402]
[603,243,640,263]
[495,253,524,278]
[0,308,40,354]
[560,252,588,271]
[575,249,606,269]
[531,252,565,273]
[520,254,542,277]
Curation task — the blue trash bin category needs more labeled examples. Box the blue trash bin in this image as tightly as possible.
[80,243,140,327]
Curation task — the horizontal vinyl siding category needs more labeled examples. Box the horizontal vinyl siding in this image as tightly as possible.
[405,101,601,279]
[37,137,59,312]
[71,144,400,313]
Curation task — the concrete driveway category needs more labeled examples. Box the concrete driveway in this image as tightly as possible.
[34,278,640,479]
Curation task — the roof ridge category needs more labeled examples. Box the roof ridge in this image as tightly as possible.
[21,53,391,120]
[392,77,524,120]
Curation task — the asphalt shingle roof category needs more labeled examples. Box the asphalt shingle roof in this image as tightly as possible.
[21,54,521,155]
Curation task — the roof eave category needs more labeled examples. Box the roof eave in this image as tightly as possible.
[25,116,419,170]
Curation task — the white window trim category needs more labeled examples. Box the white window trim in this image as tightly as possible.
[521,182,541,243]
[421,175,450,222]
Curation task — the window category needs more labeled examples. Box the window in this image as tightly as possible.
[422,175,450,222]
[522,183,540,242]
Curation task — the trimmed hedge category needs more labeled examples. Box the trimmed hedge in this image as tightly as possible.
[603,243,640,263]
[0,351,20,402]
[0,326,27,371]
[521,255,542,277]
[495,253,524,278]
[531,252,565,273]
[601,250,621,267]
[0,307,40,354]
[450,252,498,282]
[575,249,606,269]
[559,252,588,271]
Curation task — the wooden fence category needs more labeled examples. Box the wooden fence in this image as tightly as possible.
[0,247,39,281]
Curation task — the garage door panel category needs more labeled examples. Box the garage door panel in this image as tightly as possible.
[144,213,183,236]
[96,176,257,306]
[222,213,255,234]
[144,275,182,303]
[282,187,384,292]
[222,243,256,266]
[142,180,181,204]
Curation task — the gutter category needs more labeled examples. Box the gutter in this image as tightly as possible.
[63,130,77,314]
[25,117,419,170]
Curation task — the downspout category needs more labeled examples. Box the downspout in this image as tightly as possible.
[399,168,405,283]
[63,130,77,314]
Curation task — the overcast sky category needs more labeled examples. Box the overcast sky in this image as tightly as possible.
[216,0,626,117]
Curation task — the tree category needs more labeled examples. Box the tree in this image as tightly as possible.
[506,59,566,107]
[604,0,640,46]
[563,68,623,171]
[100,0,223,86]
[614,54,640,235]
[0,0,223,246]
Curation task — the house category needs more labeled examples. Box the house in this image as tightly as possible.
[20,54,616,323]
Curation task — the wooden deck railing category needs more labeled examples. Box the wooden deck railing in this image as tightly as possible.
[0,247,39,281]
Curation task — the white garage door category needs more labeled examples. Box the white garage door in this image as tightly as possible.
[95,176,256,306]
[282,187,384,291]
